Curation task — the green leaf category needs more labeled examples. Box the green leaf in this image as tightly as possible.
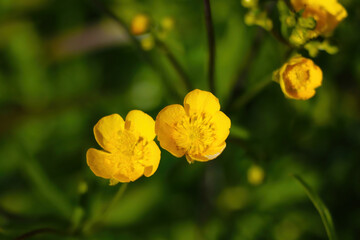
[230,124,250,140]
[293,174,337,240]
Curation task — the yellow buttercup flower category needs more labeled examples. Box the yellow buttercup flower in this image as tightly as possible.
[291,0,347,37]
[275,56,323,100]
[86,111,160,184]
[155,89,231,163]
[131,14,150,35]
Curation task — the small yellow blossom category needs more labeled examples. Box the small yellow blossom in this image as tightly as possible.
[247,165,265,185]
[140,35,155,51]
[274,56,323,100]
[86,111,160,184]
[131,14,150,35]
[291,0,347,37]
[155,89,231,163]
[161,17,175,31]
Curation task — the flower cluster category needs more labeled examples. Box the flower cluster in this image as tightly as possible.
[291,0,347,37]
[87,90,231,184]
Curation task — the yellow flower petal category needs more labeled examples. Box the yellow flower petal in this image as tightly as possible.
[94,114,125,153]
[86,148,115,179]
[125,110,156,141]
[155,104,187,158]
[204,143,226,160]
[212,111,231,145]
[183,89,220,115]
[143,141,161,177]
[186,142,226,162]
[113,160,144,182]
[279,57,322,100]
[291,0,347,36]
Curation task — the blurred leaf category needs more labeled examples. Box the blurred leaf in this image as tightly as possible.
[23,157,72,219]
[230,124,250,140]
[293,174,337,240]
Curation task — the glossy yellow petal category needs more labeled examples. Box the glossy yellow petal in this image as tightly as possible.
[212,111,231,145]
[86,148,115,179]
[204,143,226,160]
[155,104,187,158]
[125,110,156,141]
[113,161,144,183]
[279,57,322,100]
[94,114,125,153]
[186,142,226,162]
[183,89,220,115]
[143,141,161,177]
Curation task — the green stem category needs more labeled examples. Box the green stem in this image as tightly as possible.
[90,0,182,101]
[230,74,273,110]
[82,183,128,234]
[15,228,68,240]
[203,0,216,94]
[23,158,72,219]
[293,175,337,240]
[154,37,193,92]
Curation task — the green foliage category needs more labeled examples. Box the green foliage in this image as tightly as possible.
[293,175,337,240]
[0,0,359,239]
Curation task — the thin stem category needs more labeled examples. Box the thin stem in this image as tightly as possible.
[82,183,128,234]
[230,74,273,110]
[270,28,292,47]
[15,228,68,240]
[90,0,183,101]
[154,37,193,92]
[203,0,216,94]
[91,0,144,58]
[225,29,265,112]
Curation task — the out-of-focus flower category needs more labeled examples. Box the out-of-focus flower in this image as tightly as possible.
[273,56,323,100]
[140,35,155,51]
[87,111,160,184]
[291,0,347,37]
[155,89,231,163]
[241,0,258,9]
[247,165,265,185]
[161,17,175,32]
[131,14,150,35]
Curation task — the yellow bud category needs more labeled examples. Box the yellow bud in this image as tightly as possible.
[140,35,155,51]
[247,165,265,185]
[291,0,347,37]
[241,0,258,8]
[277,56,323,100]
[289,27,307,46]
[161,17,174,31]
[131,14,150,35]
[298,17,316,30]
[244,11,256,25]
[78,181,88,194]
[285,16,296,27]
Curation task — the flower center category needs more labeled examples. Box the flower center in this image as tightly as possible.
[114,130,148,167]
[285,63,310,90]
[173,112,216,156]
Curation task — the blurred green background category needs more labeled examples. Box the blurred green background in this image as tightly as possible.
[0,0,359,239]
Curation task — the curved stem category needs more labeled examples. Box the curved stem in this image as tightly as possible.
[15,228,68,240]
[82,183,128,234]
[90,0,183,101]
[203,0,216,94]
[230,74,273,110]
[154,37,193,92]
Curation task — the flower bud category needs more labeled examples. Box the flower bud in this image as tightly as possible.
[131,14,150,35]
[275,56,323,100]
[291,0,347,37]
